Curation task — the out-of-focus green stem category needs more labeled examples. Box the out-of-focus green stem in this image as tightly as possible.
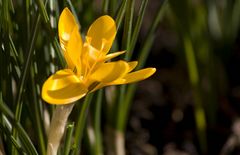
[231,0,240,38]
[73,94,93,155]
[93,90,103,155]
[136,0,168,70]
[109,0,117,16]
[30,65,46,155]
[35,0,65,67]
[86,90,103,155]
[123,0,135,59]
[183,36,207,154]
[128,0,148,59]
[113,1,135,154]
[63,123,74,155]
[115,0,128,30]
[12,11,41,155]
[66,0,81,27]
[0,117,25,154]
[118,0,168,133]
[102,0,109,14]
[0,98,38,155]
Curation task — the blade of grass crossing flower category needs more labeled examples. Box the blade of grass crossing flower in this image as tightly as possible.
[128,0,148,59]
[73,94,93,155]
[119,0,168,132]
[30,65,46,155]
[12,13,41,155]
[63,122,74,155]
[117,0,149,132]
[115,0,128,30]
[116,0,135,132]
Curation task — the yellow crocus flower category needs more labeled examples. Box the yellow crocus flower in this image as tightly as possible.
[41,8,156,104]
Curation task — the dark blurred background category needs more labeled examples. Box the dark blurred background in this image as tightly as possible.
[125,0,240,155]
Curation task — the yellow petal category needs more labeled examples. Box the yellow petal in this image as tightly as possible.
[58,8,78,52]
[81,42,101,72]
[87,15,116,54]
[66,25,82,73]
[111,68,156,85]
[127,61,138,72]
[42,69,87,104]
[89,62,138,91]
[102,51,126,62]
[90,61,129,83]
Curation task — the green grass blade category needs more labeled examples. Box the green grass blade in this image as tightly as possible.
[30,65,46,155]
[66,0,81,27]
[122,0,135,55]
[115,0,135,132]
[128,0,148,59]
[0,99,38,155]
[0,116,26,155]
[115,0,128,30]
[73,94,93,155]
[109,0,118,16]
[183,35,207,153]
[118,0,168,132]
[231,0,240,37]
[0,127,23,155]
[12,12,42,155]
[35,0,66,67]
[9,35,21,68]
[93,90,103,155]
[63,122,74,155]
[136,0,168,69]
[102,0,109,14]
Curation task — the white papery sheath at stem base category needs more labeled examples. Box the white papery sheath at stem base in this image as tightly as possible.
[47,104,74,155]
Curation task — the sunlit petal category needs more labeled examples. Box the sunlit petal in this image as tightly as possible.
[81,42,101,73]
[111,68,156,85]
[90,61,129,83]
[42,69,87,104]
[127,61,138,72]
[42,8,157,105]
[58,7,78,52]
[66,25,82,73]
[87,15,116,54]
[102,51,126,62]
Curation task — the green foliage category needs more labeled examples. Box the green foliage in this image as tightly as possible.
[0,0,165,154]
[1,0,239,154]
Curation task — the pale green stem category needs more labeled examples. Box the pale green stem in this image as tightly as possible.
[115,131,125,155]
[105,127,125,155]
[47,104,74,155]
[183,36,207,153]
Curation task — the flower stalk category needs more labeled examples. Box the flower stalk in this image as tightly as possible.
[47,104,74,155]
